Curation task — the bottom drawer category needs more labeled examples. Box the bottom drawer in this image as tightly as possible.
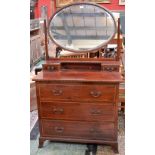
[41,119,115,140]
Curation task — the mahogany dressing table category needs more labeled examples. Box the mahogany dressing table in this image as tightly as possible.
[33,2,122,154]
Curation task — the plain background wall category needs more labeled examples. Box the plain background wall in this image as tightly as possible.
[34,0,125,18]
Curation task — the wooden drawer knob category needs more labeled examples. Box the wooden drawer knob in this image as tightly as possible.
[90,109,102,115]
[53,108,64,114]
[90,90,101,98]
[54,127,64,133]
[47,66,55,71]
[90,128,98,134]
[52,89,63,96]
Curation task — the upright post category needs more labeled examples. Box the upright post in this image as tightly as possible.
[44,19,49,60]
[116,18,121,61]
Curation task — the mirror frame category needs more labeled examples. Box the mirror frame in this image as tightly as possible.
[48,2,117,53]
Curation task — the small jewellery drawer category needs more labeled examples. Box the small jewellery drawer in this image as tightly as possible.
[39,83,116,102]
[40,102,114,121]
[41,120,115,140]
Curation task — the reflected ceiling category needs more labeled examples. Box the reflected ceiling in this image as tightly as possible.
[49,3,116,53]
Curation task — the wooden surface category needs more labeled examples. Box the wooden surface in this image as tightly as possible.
[33,71,122,83]
[41,119,115,140]
[38,83,116,102]
[42,60,120,72]
[30,114,125,155]
[33,61,122,153]
[40,102,114,121]
[31,3,123,153]
[45,59,120,64]
[30,82,37,111]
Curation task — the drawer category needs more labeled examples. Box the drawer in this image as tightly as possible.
[39,83,116,102]
[40,102,115,122]
[41,120,115,140]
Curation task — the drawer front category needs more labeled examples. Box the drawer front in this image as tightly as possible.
[39,84,116,102]
[41,120,115,140]
[40,102,115,122]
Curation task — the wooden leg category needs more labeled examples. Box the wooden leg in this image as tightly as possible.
[121,102,125,113]
[111,143,119,154]
[85,150,90,155]
[38,137,45,148]
[86,144,97,155]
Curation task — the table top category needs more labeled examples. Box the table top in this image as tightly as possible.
[32,70,122,83]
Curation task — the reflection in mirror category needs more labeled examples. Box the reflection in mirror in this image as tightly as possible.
[49,3,116,53]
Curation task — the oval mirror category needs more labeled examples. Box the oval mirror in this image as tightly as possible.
[48,3,116,53]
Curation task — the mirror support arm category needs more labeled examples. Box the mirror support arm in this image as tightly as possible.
[116,18,121,61]
[44,19,49,60]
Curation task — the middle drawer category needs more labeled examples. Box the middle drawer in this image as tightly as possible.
[39,101,114,122]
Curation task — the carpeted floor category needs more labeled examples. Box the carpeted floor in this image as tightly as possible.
[30,112,125,155]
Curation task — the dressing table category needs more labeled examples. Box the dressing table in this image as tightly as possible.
[33,2,122,154]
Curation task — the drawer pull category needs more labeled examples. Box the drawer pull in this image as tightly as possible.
[47,66,54,71]
[91,109,102,115]
[53,108,64,114]
[54,127,64,133]
[90,128,98,134]
[52,89,63,96]
[90,91,101,98]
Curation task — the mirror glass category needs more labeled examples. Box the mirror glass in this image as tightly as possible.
[48,3,116,53]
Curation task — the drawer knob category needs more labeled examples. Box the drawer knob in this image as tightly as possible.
[54,127,64,133]
[90,90,101,98]
[53,108,64,114]
[47,66,55,71]
[90,128,98,134]
[52,89,63,96]
[91,109,102,115]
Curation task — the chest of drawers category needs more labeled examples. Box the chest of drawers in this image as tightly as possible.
[33,70,122,153]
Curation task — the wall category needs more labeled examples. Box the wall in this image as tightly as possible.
[34,0,125,19]
[34,0,52,19]
[100,0,125,11]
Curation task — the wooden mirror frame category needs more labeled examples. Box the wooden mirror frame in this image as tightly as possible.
[48,2,117,53]
[44,2,121,61]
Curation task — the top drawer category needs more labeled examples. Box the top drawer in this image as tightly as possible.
[38,83,116,102]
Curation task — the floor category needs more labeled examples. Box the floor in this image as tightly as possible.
[30,112,124,155]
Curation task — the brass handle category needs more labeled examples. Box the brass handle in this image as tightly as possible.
[52,89,63,96]
[53,108,64,114]
[105,67,113,72]
[91,109,102,115]
[90,128,98,134]
[54,127,64,133]
[90,91,101,98]
[47,66,54,71]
